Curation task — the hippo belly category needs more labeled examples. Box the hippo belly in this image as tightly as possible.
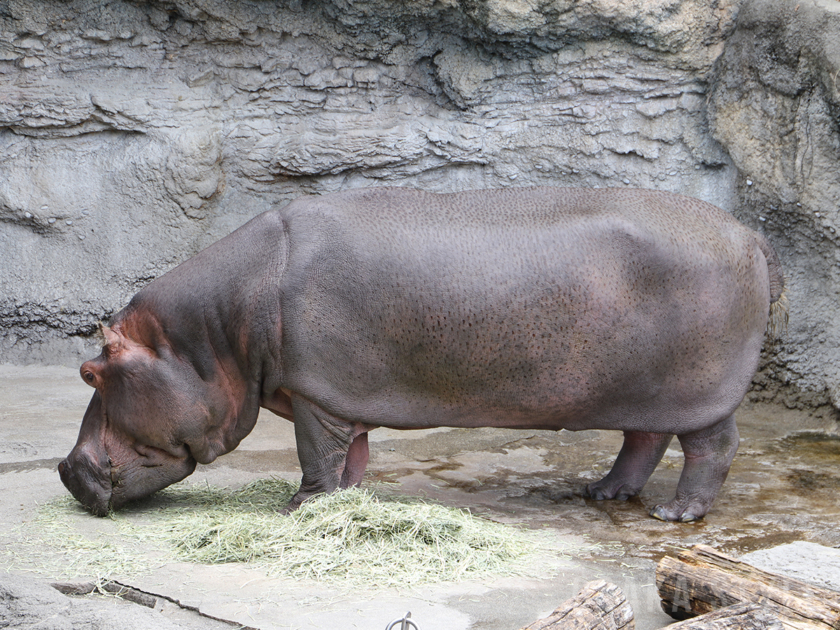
[278,187,768,437]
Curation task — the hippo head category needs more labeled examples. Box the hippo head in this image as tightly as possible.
[59,322,253,516]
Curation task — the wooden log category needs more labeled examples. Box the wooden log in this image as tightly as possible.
[519,580,634,630]
[665,602,783,630]
[656,544,840,630]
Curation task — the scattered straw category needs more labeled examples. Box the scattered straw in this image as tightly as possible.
[4,495,156,580]
[13,479,567,588]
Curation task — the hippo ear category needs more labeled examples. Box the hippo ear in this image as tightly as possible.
[97,322,125,355]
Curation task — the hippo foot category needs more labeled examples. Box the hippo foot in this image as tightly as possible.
[584,432,671,503]
[649,501,706,523]
[649,414,739,522]
[585,480,640,502]
[281,492,307,514]
[282,487,332,513]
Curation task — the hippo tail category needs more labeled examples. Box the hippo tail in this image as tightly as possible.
[755,233,788,338]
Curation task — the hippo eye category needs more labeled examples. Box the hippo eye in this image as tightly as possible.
[84,371,95,384]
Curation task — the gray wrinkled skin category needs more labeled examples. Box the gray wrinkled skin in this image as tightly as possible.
[59,187,784,521]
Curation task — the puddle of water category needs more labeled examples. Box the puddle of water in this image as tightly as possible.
[367,402,840,561]
[776,431,840,460]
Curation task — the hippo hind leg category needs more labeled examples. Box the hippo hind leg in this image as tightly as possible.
[650,413,739,522]
[586,431,672,501]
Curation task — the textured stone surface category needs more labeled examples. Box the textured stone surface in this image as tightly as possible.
[0,574,196,630]
[0,0,838,411]
[708,0,840,411]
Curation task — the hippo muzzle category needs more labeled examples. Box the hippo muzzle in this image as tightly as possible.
[59,441,198,516]
[58,446,112,516]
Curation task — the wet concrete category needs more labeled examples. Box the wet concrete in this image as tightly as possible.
[1,365,839,629]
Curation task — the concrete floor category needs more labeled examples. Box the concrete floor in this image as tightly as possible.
[2,365,839,629]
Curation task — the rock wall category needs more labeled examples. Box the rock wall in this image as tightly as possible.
[0,0,838,411]
[707,0,840,411]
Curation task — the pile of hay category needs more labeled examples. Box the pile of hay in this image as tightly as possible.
[26,479,559,587]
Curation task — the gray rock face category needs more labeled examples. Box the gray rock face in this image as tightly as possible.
[0,0,837,411]
[708,0,840,411]
[0,573,71,629]
[0,574,190,630]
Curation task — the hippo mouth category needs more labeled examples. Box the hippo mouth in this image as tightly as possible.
[109,446,198,511]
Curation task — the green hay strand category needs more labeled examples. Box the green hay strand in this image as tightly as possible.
[6,495,155,580]
[16,479,568,587]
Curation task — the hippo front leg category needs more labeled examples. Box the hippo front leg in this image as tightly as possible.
[286,395,368,511]
[586,431,672,501]
[651,414,739,522]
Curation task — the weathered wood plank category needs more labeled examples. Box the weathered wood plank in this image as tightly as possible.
[519,580,634,630]
[656,544,840,630]
[665,602,783,630]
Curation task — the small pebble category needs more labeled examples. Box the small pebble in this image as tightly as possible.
[24,212,32,219]
[759,217,766,222]
[48,218,56,224]
[815,212,821,218]
[65,220,73,225]
[746,180,753,186]
[623,178,630,185]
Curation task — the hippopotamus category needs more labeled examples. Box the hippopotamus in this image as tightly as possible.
[59,186,785,522]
